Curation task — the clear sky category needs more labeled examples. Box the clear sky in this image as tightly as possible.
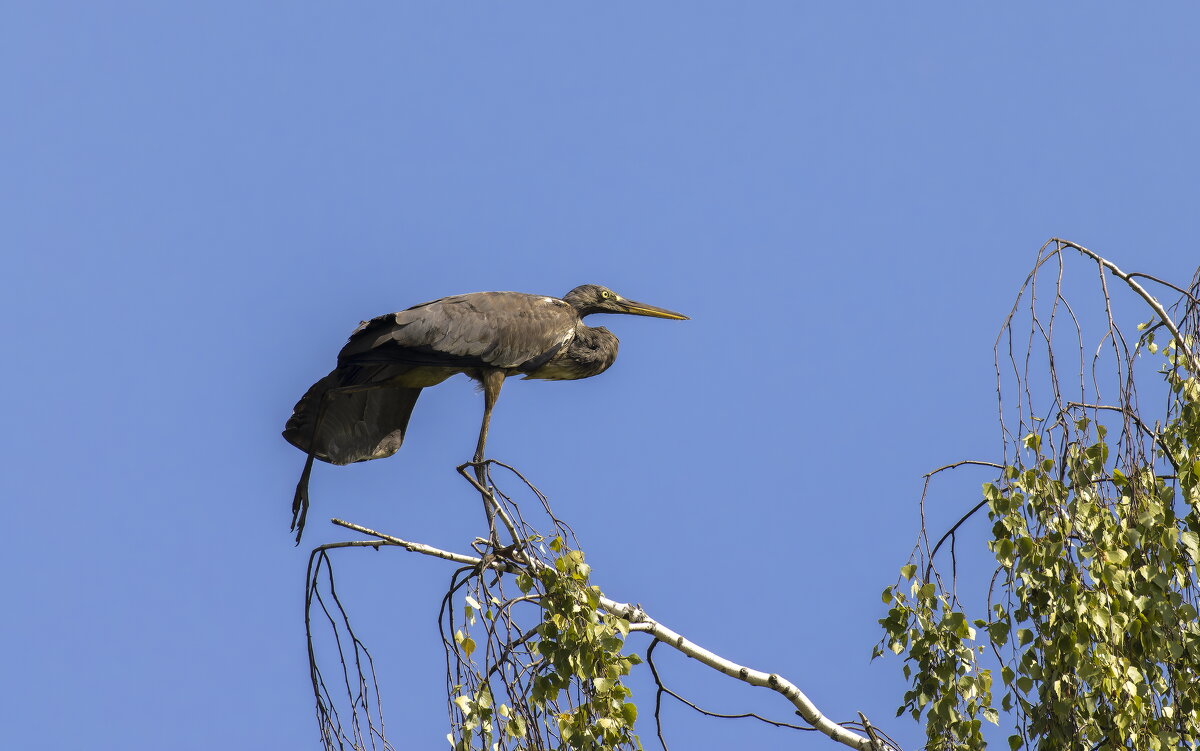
[5,3,1199,750]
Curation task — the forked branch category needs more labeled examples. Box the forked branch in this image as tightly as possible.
[1052,238,1199,373]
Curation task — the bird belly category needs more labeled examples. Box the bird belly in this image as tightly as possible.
[389,366,461,388]
[522,359,600,381]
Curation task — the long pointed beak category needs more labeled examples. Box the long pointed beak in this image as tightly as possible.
[616,298,689,320]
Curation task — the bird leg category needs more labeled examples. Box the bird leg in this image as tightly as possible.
[474,369,505,485]
[291,452,317,543]
[474,369,506,543]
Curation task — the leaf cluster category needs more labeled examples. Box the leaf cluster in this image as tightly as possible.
[450,536,642,751]
[880,338,1200,750]
[878,570,994,750]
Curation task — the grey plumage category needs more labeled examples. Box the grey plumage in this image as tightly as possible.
[283,284,687,541]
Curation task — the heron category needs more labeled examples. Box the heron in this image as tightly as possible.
[283,284,688,541]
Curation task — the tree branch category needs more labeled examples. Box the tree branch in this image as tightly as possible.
[321,518,883,750]
[601,599,877,749]
[1052,238,1199,373]
[1063,401,1181,474]
[923,460,1005,478]
[330,519,518,569]
[644,639,819,735]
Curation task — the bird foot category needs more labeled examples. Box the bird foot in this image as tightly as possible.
[290,481,309,546]
[291,453,316,545]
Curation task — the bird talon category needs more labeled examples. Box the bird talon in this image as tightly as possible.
[291,453,316,544]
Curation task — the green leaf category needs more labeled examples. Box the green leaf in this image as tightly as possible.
[989,621,1011,646]
[1182,530,1200,557]
[621,702,638,724]
[505,714,526,738]
[1017,536,1034,557]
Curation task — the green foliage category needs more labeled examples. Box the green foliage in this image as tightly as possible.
[879,340,1200,749]
[878,572,994,749]
[450,537,642,751]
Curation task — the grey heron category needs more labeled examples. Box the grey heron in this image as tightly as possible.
[283,284,687,541]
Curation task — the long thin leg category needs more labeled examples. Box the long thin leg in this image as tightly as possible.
[473,369,506,487]
[473,369,506,546]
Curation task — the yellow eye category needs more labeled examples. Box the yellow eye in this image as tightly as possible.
[601,290,612,299]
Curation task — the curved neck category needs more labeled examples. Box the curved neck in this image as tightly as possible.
[562,289,603,317]
[565,324,619,378]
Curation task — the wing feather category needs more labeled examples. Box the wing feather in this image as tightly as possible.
[337,292,577,371]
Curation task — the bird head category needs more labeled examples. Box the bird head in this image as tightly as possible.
[563,284,689,320]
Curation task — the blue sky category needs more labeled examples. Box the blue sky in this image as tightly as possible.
[4,4,1199,749]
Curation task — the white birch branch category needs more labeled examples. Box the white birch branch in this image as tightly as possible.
[328,518,879,750]
[599,597,875,749]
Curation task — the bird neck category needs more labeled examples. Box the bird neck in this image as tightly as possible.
[562,288,609,317]
[565,324,619,378]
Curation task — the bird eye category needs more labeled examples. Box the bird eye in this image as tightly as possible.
[601,290,611,299]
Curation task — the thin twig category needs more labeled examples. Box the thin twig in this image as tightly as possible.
[644,639,818,733]
[923,460,1005,478]
[924,498,990,580]
[1053,238,1199,373]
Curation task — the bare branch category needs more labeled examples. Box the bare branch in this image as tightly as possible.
[858,712,885,751]
[330,519,513,569]
[1052,238,1199,373]
[923,498,990,581]
[1126,272,1200,306]
[1063,401,1181,474]
[600,600,877,749]
[644,639,819,736]
[923,460,1006,478]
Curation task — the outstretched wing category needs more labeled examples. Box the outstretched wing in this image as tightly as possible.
[337,291,578,372]
[282,364,423,465]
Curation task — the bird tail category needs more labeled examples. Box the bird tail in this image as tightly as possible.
[284,365,424,543]
[282,365,423,466]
